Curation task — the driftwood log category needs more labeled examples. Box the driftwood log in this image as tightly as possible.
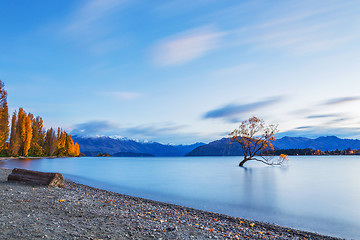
[8,168,65,187]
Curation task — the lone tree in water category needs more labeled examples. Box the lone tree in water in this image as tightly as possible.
[229,116,288,167]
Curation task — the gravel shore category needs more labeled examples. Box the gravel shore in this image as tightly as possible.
[0,168,342,239]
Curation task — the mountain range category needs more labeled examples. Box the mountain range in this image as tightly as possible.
[187,136,360,156]
[72,136,204,157]
[73,135,360,157]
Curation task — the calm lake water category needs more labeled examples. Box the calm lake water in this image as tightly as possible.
[1,156,359,239]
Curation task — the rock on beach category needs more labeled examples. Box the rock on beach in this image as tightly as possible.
[0,168,342,239]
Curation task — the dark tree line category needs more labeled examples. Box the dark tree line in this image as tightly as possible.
[262,148,360,156]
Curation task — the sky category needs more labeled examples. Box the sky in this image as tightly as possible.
[1,0,360,144]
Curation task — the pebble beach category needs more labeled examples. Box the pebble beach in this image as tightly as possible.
[0,168,342,240]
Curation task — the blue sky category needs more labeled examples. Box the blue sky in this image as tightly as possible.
[1,0,360,144]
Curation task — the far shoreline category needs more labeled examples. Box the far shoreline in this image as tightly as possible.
[0,156,78,161]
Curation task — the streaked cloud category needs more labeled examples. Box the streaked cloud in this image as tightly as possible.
[203,97,282,122]
[59,0,128,54]
[64,0,126,34]
[151,27,225,66]
[295,126,312,130]
[323,97,360,106]
[125,125,184,135]
[279,125,360,139]
[71,120,119,136]
[306,114,338,119]
[70,121,200,144]
[227,1,360,56]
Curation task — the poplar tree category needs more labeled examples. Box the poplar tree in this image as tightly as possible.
[45,128,56,156]
[29,116,45,156]
[16,108,26,155]
[74,143,80,157]
[0,80,9,153]
[22,114,33,156]
[54,128,80,156]
[2,78,81,157]
[8,112,17,156]
[56,128,67,156]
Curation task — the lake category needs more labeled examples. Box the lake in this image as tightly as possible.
[1,156,359,239]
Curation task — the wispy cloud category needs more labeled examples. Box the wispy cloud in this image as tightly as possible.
[203,97,282,122]
[64,0,126,34]
[255,2,350,29]
[70,121,200,144]
[226,1,360,56]
[295,126,312,130]
[328,117,351,124]
[279,125,360,139]
[58,0,128,54]
[306,114,338,119]
[71,120,119,136]
[323,97,360,106]
[124,124,186,136]
[151,26,225,66]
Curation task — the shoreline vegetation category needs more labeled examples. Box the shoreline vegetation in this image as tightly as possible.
[262,148,360,156]
[0,167,342,239]
[0,80,80,158]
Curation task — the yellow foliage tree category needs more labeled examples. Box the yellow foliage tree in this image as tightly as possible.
[0,80,9,153]
[74,143,80,157]
[17,108,26,153]
[29,116,45,156]
[45,128,57,156]
[229,116,288,167]
[22,114,33,156]
[55,128,79,156]
[8,112,18,156]
[6,108,80,158]
[66,134,75,156]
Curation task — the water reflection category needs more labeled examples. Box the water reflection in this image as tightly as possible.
[1,156,360,239]
[240,166,279,217]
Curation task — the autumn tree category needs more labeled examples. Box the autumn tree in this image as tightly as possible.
[74,143,80,156]
[65,133,75,156]
[229,116,288,167]
[15,108,26,155]
[8,108,33,156]
[29,116,45,156]
[8,112,18,156]
[45,128,57,156]
[2,78,81,157]
[54,128,80,156]
[0,80,9,153]
[22,114,33,156]
[8,109,26,156]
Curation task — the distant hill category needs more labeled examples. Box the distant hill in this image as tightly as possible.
[72,136,205,157]
[185,138,243,156]
[186,136,360,156]
[274,136,360,151]
[74,135,360,157]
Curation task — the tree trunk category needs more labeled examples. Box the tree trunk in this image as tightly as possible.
[8,168,65,187]
[239,157,248,167]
